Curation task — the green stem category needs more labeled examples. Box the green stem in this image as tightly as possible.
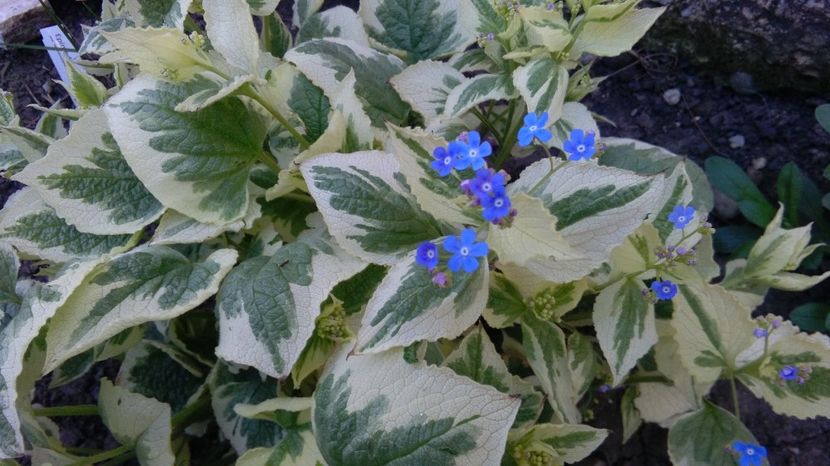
[1,43,78,52]
[171,395,211,437]
[527,154,564,195]
[470,107,502,142]
[68,445,131,466]
[241,86,310,150]
[626,374,674,386]
[258,151,280,174]
[33,405,99,417]
[492,101,520,170]
[99,451,137,466]
[729,375,741,420]
[38,0,79,50]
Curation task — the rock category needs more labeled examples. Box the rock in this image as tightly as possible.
[646,0,830,94]
[0,0,50,46]
[729,134,746,149]
[662,88,681,106]
[714,189,740,220]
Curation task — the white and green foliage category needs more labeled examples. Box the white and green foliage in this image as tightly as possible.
[1,1,828,464]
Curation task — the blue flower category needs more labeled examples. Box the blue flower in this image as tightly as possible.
[668,205,695,229]
[415,241,439,270]
[753,328,768,339]
[779,365,798,382]
[651,280,677,300]
[444,228,488,273]
[431,146,454,177]
[731,441,767,466]
[459,131,492,170]
[481,189,511,223]
[563,129,596,161]
[518,112,553,147]
[468,169,507,200]
[449,140,471,170]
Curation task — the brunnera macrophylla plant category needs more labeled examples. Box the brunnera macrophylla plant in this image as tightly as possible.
[0,0,828,465]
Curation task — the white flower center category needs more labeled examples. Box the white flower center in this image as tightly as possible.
[746,448,755,456]
[494,199,504,208]
[576,144,586,153]
[426,250,435,258]
[529,125,537,131]
[460,246,470,256]
[663,286,671,294]
[444,156,452,164]
[482,182,492,192]
[469,149,478,158]
[677,216,686,223]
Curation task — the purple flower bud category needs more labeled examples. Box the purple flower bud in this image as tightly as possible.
[432,272,449,288]
[753,328,768,339]
[459,179,473,196]
[676,247,687,256]
[771,318,782,329]
[779,365,798,382]
[546,2,556,10]
[598,384,610,394]
[486,32,495,41]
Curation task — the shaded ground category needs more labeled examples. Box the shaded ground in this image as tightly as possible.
[2,1,829,464]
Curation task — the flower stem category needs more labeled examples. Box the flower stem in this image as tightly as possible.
[67,445,131,466]
[33,404,99,417]
[492,101,520,170]
[258,150,280,174]
[470,107,502,142]
[241,86,310,150]
[729,375,741,420]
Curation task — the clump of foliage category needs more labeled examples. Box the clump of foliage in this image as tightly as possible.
[0,1,828,465]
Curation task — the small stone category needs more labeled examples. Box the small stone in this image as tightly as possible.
[729,134,746,149]
[714,189,739,220]
[663,88,681,106]
[729,72,757,95]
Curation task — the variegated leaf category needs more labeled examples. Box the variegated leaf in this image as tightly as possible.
[444,73,517,118]
[299,150,445,264]
[390,60,466,126]
[203,0,261,75]
[313,348,520,465]
[14,109,164,235]
[106,74,267,224]
[100,28,213,81]
[43,246,237,373]
[506,423,608,466]
[297,6,370,46]
[124,0,192,29]
[571,5,666,58]
[513,57,569,123]
[355,244,488,353]
[216,236,365,378]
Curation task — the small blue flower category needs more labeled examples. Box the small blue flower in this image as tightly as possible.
[668,205,696,229]
[481,188,511,223]
[431,146,454,177]
[753,328,768,339]
[651,280,678,300]
[731,440,767,466]
[444,228,488,273]
[563,129,596,161]
[517,112,553,147]
[779,365,798,382]
[415,241,439,270]
[459,131,492,170]
[469,169,507,200]
[449,140,471,170]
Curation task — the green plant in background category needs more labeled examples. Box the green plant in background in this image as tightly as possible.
[0,1,827,465]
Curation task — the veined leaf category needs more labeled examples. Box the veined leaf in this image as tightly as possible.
[459,0,507,35]
[98,379,175,466]
[203,0,261,75]
[78,17,137,56]
[299,150,445,264]
[0,244,19,306]
[670,282,755,386]
[216,236,365,378]
[0,188,132,263]
[285,38,410,127]
[0,125,53,163]
[355,244,488,353]
[360,0,474,62]
[150,202,260,246]
[100,28,214,81]
[444,73,517,118]
[444,326,543,429]
[105,74,267,224]
[513,57,568,123]
[390,60,467,126]
[506,423,608,466]
[236,428,324,466]
[59,60,108,108]
[667,402,766,466]
[260,11,292,58]
[118,340,204,412]
[14,109,164,235]
[594,277,657,385]
[509,159,665,282]
[297,6,370,46]
[313,348,520,465]
[384,124,473,225]
[43,246,237,373]
[548,102,600,152]
[209,360,281,454]
[246,0,279,16]
[0,90,17,127]
[293,0,324,26]
[124,0,192,29]
[518,6,572,53]
[0,260,101,457]
[288,72,331,144]
[521,315,581,423]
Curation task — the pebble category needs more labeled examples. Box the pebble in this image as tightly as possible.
[729,134,746,148]
[663,88,681,106]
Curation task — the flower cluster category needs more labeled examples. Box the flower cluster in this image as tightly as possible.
[778,364,811,385]
[431,130,491,175]
[415,228,488,286]
[655,245,697,267]
[730,441,768,466]
[752,314,782,339]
